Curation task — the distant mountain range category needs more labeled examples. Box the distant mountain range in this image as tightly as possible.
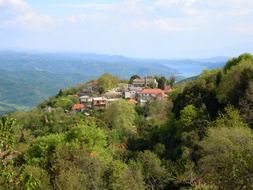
[0,51,228,114]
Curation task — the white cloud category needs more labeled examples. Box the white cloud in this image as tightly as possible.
[53,3,115,11]
[52,0,200,32]
[0,0,54,29]
[66,13,109,23]
[153,19,197,31]
[132,18,199,32]
[2,0,252,33]
[152,0,198,8]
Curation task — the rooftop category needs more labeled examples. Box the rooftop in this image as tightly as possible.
[140,88,164,94]
[72,104,85,110]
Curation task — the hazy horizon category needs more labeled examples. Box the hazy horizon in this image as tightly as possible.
[0,48,238,61]
[0,0,253,59]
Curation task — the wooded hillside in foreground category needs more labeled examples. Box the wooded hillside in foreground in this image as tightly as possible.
[1,53,253,190]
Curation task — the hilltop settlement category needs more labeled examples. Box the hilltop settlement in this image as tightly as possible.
[59,74,173,113]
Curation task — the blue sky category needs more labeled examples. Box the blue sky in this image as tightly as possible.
[0,0,253,59]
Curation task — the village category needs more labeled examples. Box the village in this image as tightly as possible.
[71,76,172,113]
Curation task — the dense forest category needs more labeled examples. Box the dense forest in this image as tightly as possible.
[1,53,253,189]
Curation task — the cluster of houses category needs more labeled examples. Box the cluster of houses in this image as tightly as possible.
[72,77,171,112]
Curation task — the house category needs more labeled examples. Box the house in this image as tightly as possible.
[92,97,107,109]
[78,89,93,96]
[123,86,142,99]
[80,95,93,108]
[104,90,122,98]
[87,81,98,90]
[128,86,143,91]
[78,81,98,96]
[123,90,137,99]
[132,77,158,88]
[80,95,93,103]
[137,88,165,105]
[72,104,85,112]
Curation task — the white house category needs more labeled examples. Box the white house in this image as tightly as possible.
[80,95,93,108]
[124,91,137,99]
[80,96,93,103]
[137,88,165,105]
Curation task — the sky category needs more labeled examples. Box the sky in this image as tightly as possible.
[0,0,253,59]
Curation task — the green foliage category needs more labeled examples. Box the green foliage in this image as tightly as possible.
[106,160,145,190]
[223,53,253,72]
[214,106,248,128]
[0,116,16,152]
[155,75,175,89]
[2,55,253,189]
[20,165,51,190]
[132,151,168,189]
[198,126,253,189]
[177,105,209,160]
[0,164,19,190]
[179,105,198,127]
[173,70,221,119]
[239,81,253,127]
[104,100,136,142]
[217,58,253,106]
[43,95,79,110]
[145,100,172,125]
[25,134,64,166]
[167,159,196,188]
[55,165,87,190]
[65,124,111,160]
[11,108,86,136]
[54,96,76,109]
[169,75,176,87]
[0,116,20,189]
[129,74,140,84]
[156,76,167,89]
[53,146,106,190]
[97,73,119,94]
[149,80,158,89]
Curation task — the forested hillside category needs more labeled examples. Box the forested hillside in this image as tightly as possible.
[1,53,252,189]
[0,69,86,115]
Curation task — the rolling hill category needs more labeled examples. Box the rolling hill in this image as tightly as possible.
[0,51,227,114]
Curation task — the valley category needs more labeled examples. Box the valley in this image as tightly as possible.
[0,51,227,114]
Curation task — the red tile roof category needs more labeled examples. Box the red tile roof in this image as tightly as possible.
[140,88,165,98]
[141,88,164,94]
[72,104,85,110]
